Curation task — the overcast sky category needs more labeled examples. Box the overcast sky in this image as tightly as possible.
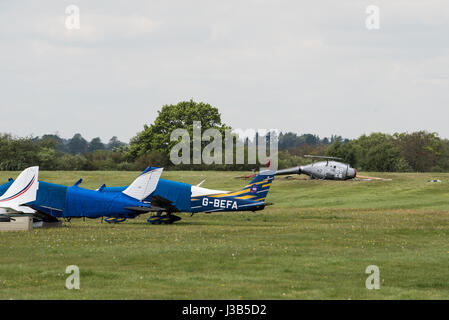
[0,1,448,142]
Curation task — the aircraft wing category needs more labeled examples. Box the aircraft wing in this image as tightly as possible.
[125,195,180,214]
[150,195,179,212]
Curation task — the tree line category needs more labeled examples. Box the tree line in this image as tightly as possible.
[0,134,129,171]
[325,131,449,172]
[1,101,448,172]
[278,131,449,172]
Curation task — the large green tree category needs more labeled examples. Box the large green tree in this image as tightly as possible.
[351,133,409,172]
[394,131,449,172]
[67,133,88,155]
[88,137,106,153]
[126,100,230,161]
[326,140,358,167]
[107,136,126,151]
[0,134,40,170]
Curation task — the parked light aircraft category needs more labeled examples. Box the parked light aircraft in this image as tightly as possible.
[0,167,275,225]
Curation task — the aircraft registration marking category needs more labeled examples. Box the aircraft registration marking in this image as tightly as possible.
[202,197,238,209]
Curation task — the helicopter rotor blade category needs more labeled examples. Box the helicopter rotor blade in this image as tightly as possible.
[355,175,392,181]
[303,155,344,161]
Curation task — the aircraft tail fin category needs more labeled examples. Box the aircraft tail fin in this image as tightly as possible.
[0,166,39,208]
[123,166,163,201]
[233,169,275,204]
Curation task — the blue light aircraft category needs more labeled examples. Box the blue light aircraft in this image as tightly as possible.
[0,167,275,225]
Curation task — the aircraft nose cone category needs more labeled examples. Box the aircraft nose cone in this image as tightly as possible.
[347,167,356,179]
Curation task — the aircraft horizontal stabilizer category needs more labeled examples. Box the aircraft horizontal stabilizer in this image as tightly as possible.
[0,205,36,214]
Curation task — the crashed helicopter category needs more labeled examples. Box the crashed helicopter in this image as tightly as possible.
[275,155,357,180]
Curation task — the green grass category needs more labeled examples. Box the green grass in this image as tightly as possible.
[0,171,448,299]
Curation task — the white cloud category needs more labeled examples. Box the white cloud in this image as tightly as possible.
[0,0,448,141]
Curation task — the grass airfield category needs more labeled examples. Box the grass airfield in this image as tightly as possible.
[0,170,448,299]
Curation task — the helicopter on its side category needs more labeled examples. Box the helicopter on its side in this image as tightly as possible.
[275,155,357,180]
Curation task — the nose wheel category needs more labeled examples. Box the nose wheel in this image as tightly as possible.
[147,211,181,225]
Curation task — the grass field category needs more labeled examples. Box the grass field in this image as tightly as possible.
[0,170,448,299]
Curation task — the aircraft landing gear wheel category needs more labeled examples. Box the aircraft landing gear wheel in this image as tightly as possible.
[168,215,181,224]
[147,216,162,224]
[147,213,181,225]
[105,217,126,224]
[147,211,162,224]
